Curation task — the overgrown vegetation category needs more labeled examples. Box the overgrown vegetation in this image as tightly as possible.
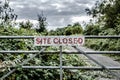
[85,0,120,62]
[0,0,93,80]
[0,0,120,80]
[48,22,83,35]
[84,0,120,49]
[0,25,88,80]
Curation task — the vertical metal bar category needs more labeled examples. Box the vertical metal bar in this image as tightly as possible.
[0,47,46,80]
[60,46,62,80]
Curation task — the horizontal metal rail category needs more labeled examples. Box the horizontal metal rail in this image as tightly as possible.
[85,51,120,54]
[0,35,120,39]
[21,66,120,70]
[1,66,120,70]
[85,35,120,39]
[0,51,120,54]
[0,36,34,39]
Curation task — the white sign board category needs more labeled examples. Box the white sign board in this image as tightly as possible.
[34,36,84,46]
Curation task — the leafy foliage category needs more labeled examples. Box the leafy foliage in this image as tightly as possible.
[84,0,120,64]
[36,13,47,33]
[48,23,83,35]
[84,23,101,35]
[19,20,33,29]
[0,0,17,25]
[85,0,120,34]
[0,26,95,80]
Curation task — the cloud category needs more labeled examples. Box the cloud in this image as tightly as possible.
[9,0,97,30]
[71,16,93,23]
[16,5,24,9]
[51,3,66,9]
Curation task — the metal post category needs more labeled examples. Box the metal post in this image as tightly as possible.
[60,46,62,80]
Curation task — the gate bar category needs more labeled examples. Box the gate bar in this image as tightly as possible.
[21,66,120,70]
[1,66,120,70]
[85,51,120,54]
[0,51,120,54]
[85,35,120,39]
[0,36,34,39]
[60,46,62,80]
[73,46,120,79]
[0,35,120,39]
[0,47,46,80]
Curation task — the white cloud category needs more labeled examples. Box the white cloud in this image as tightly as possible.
[85,4,94,9]
[58,9,62,12]
[40,0,49,3]
[51,3,66,9]
[71,16,92,23]
[16,19,38,24]
[28,4,37,8]
[16,5,24,8]
[59,18,65,24]
[38,6,47,10]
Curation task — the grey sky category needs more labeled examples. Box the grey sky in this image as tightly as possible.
[9,0,97,30]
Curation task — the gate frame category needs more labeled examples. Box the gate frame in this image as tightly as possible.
[0,35,120,80]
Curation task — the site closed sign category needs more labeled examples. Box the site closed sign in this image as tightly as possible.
[34,36,84,46]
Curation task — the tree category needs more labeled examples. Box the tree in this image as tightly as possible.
[73,22,81,27]
[84,24,101,35]
[19,20,33,29]
[36,12,47,33]
[0,0,17,25]
[84,0,120,52]
[65,23,83,35]
[86,0,120,30]
[72,23,83,34]
[65,27,72,35]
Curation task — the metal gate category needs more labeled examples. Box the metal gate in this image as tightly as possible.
[0,36,120,80]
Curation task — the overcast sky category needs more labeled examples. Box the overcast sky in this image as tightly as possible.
[9,0,98,30]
